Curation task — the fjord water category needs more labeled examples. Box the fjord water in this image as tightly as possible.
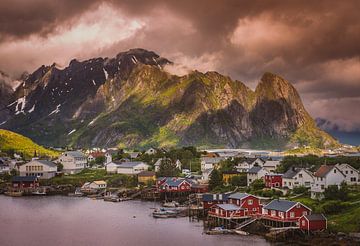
[0,196,269,246]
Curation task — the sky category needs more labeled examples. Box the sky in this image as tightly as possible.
[0,0,359,132]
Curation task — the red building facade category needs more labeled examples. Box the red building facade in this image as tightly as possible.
[299,214,327,231]
[264,174,283,188]
[228,193,262,216]
[262,200,311,222]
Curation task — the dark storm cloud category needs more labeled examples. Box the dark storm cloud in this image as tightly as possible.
[0,0,359,129]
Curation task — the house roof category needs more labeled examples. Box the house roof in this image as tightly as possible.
[117,161,147,168]
[228,192,250,200]
[64,151,85,158]
[283,168,301,179]
[243,158,258,164]
[302,214,326,221]
[263,160,280,167]
[336,163,359,173]
[216,203,243,211]
[12,176,38,182]
[162,177,190,187]
[202,193,230,202]
[248,166,262,174]
[263,200,298,212]
[138,171,156,177]
[93,180,106,185]
[33,160,57,168]
[314,165,344,178]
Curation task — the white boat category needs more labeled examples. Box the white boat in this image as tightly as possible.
[163,201,179,207]
[234,229,249,236]
[32,190,46,195]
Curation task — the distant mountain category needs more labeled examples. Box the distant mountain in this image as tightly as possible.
[0,48,338,149]
[0,129,58,158]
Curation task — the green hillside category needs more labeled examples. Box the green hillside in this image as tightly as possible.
[0,129,59,158]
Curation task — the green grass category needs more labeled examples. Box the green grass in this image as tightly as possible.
[0,129,59,159]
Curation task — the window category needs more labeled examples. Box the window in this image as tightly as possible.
[334,169,336,173]
[253,208,257,211]
[345,171,348,174]
[299,173,302,178]
[301,220,305,226]
[351,171,353,174]
[302,211,307,215]
[290,212,295,218]
[271,210,276,216]
[279,212,283,217]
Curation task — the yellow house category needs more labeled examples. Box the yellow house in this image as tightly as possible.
[222,171,241,185]
[138,171,156,184]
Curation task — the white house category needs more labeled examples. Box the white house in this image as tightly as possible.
[0,158,10,174]
[282,168,315,189]
[58,151,87,174]
[106,162,121,173]
[19,159,57,179]
[104,150,118,164]
[201,168,213,182]
[81,180,107,190]
[311,165,346,199]
[263,160,281,172]
[117,162,149,175]
[335,163,359,185]
[154,158,182,172]
[128,152,141,159]
[247,166,269,186]
[235,158,265,173]
[200,157,226,171]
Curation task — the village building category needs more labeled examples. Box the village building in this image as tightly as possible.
[311,165,346,199]
[201,168,213,182]
[154,158,182,172]
[116,162,149,175]
[138,171,156,184]
[81,180,107,191]
[0,158,10,174]
[235,158,265,173]
[202,193,230,210]
[282,168,315,189]
[200,156,226,171]
[191,183,208,193]
[222,170,241,185]
[335,163,359,185]
[87,151,105,163]
[264,174,283,188]
[58,151,87,174]
[104,150,118,164]
[19,159,57,179]
[299,214,327,232]
[228,193,262,215]
[262,160,281,172]
[145,148,157,155]
[262,200,311,226]
[208,203,245,219]
[105,162,121,173]
[247,166,269,186]
[158,177,192,193]
[128,152,141,159]
[11,176,39,189]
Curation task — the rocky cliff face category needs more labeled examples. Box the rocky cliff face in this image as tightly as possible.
[0,49,338,149]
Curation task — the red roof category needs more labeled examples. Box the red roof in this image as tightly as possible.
[314,165,334,177]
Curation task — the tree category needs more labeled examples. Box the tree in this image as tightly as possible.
[95,156,105,165]
[57,163,64,171]
[230,174,247,187]
[251,179,265,191]
[324,183,349,201]
[209,169,222,190]
[158,159,180,177]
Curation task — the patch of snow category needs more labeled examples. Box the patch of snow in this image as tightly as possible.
[28,104,35,113]
[48,104,61,116]
[0,120,7,126]
[131,55,138,64]
[92,80,96,86]
[70,78,72,81]
[103,68,109,80]
[68,129,76,135]
[14,96,26,115]
[90,67,93,71]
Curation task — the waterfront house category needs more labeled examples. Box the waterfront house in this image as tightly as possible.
[222,170,241,185]
[158,177,192,193]
[58,151,87,174]
[11,176,39,189]
[311,165,346,199]
[105,162,121,174]
[138,171,156,184]
[262,200,311,224]
[19,159,57,179]
[264,174,283,188]
[117,161,149,175]
[200,156,226,171]
[247,166,269,186]
[235,158,265,173]
[335,163,359,185]
[263,160,280,172]
[299,214,327,232]
[228,193,262,215]
[282,168,315,189]
[81,180,107,190]
[202,193,230,209]
[208,203,245,219]
[154,158,182,172]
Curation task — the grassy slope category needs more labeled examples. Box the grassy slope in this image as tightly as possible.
[0,129,59,158]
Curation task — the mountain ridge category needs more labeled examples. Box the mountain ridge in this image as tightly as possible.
[0,48,338,149]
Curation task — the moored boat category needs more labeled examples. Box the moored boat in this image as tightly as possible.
[234,229,249,236]
[152,208,178,218]
[205,227,232,235]
[4,191,24,197]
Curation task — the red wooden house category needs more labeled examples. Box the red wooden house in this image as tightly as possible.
[191,183,208,193]
[202,193,230,210]
[299,214,327,231]
[11,176,39,189]
[158,178,192,193]
[264,174,283,188]
[208,204,245,218]
[228,193,262,215]
[262,200,311,223]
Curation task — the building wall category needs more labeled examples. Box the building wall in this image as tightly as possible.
[59,154,86,173]
[299,218,327,231]
[19,160,57,179]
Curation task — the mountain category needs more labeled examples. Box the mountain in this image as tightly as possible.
[0,71,14,123]
[0,129,58,158]
[0,48,338,149]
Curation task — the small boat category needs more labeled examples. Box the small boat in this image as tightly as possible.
[4,191,23,197]
[152,208,178,218]
[104,196,121,202]
[234,229,249,236]
[68,188,84,197]
[205,227,232,235]
[163,201,179,207]
[32,190,47,195]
